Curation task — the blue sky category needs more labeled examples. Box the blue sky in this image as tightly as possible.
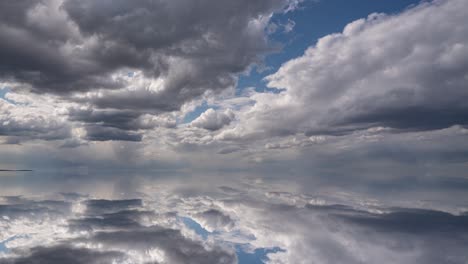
[0,87,9,100]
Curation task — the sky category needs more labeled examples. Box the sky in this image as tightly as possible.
[0,0,468,263]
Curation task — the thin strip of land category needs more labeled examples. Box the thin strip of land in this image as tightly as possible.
[0,169,33,172]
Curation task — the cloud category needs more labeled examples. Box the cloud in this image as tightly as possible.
[85,228,237,264]
[0,195,237,264]
[68,210,152,232]
[0,245,126,264]
[229,0,468,139]
[193,209,235,232]
[67,108,148,142]
[83,199,143,215]
[0,96,71,142]
[0,0,296,110]
[283,19,296,33]
[83,125,143,142]
[0,0,116,94]
[191,109,235,131]
[323,206,468,264]
[0,197,70,221]
[68,108,145,131]
[0,0,302,143]
[335,207,468,235]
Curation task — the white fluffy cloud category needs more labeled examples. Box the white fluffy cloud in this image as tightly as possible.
[0,89,72,143]
[226,0,468,139]
[191,108,235,131]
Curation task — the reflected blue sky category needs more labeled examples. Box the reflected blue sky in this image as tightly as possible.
[181,216,212,240]
[181,216,285,264]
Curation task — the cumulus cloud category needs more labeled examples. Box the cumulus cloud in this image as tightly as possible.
[228,0,468,139]
[0,92,71,142]
[0,0,295,102]
[0,0,303,142]
[191,109,235,131]
[193,209,235,232]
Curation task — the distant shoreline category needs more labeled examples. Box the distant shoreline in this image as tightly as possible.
[0,169,33,172]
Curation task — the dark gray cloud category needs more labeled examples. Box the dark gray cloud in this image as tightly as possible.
[84,199,143,215]
[0,121,71,142]
[84,125,143,142]
[0,1,41,27]
[0,197,70,220]
[0,0,296,142]
[0,0,292,107]
[194,209,235,231]
[68,108,144,130]
[0,245,126,264]
[69,210,153,232]
[336,207,468,235]
[67,107,179,141]
[68,108,153,141]
[325,96,468,135]
[322,206,468,264]
[66,107,180,141]
[60,192,89,201]
[0,21,125,94]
